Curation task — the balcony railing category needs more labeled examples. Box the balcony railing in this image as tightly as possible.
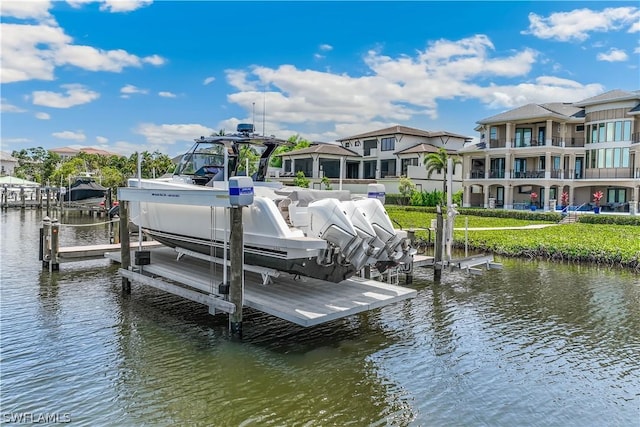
[584,168,633,179]
[512,170,545,179]
[470,170,485,179]
[511,139,545,148]
[565,137,585,147]
[489,169,505,178]
[489,139,507,148]
[632,132,640,144]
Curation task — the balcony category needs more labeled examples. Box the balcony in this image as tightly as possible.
[511,139,546,148]
[565,137,585,147]
[583,168,633,179]
[632,132,640,144]
[489,169,505,178]
[489,139,507,148]
[512,170,545,179]
[470,170,485,179]
[363,148,377,157]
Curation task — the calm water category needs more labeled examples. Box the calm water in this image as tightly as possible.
[1,208,639,426]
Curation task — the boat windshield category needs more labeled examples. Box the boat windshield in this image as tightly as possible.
[174,142,227,176]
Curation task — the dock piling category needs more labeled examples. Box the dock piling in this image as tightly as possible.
[229,206,244,337]
[434,206,444,282]
[119,201,131,293]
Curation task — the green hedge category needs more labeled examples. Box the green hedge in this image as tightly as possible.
[385,205,562,222]
[577,214,640,226]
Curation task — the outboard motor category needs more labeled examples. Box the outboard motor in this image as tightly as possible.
[354,198,413,265]
[307,199,370,270]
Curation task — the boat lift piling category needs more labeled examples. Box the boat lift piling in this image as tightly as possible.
[119,200,131,293]
[39,216,60,272]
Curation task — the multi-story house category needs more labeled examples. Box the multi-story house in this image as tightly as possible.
[461,89,640,214]
[0,151,18,176]
[279,125,471,193]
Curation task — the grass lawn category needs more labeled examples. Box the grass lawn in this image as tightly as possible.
[385,207,640,270]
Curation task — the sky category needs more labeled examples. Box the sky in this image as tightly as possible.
[1,1,639,158]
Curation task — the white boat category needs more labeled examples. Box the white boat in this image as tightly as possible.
[128,125,414,283]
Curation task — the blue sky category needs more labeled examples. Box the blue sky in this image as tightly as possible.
[2,1,639,158]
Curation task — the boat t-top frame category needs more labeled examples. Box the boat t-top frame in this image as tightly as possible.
[174,124,289,185]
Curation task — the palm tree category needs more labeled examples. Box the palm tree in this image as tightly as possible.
[424,147,461,206]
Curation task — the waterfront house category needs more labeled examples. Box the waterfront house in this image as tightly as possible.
[460,89,640,213]
[278,125,471,194]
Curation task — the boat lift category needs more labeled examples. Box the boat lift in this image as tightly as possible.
[114,179,416,331]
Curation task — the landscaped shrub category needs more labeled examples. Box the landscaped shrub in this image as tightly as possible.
[577,215,640,226]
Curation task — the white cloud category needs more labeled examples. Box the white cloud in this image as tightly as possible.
[32,84,100,108]
[120,84,148,98]
[35,112,51,120]
[134,123,215,145]
[96,136,109,144]
[0,1,55,22]
[1,16,165,83]
[523,7,640,41]
[158,91,177,98]
[203,76,216,85]
[597,48,629,62]
[319,44,333,51]
[52,130,86,142]
[1,99,26,113]
[635,46,640,54]
[66,0,153,13]
[224,34,605,138]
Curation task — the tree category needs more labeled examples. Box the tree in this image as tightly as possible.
[293,171,310,188]
[11,147,59,184]
[424,147,461,206]
[321,175,332,190]
[398,177,415,205]
[237,145,260,176]
[270,134,311,167]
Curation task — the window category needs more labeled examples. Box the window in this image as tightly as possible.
[381,137,395,151]
[490,127,497,142]
[606,122,615,142]
[284,159,291,172]
[605,149,613,168]
[623,121,631,140]
[622,148,630,167]
[363,139,377,156]
[538,127,546,144]
[598,123,606,142]
[355,141,361,146]
[401,158,418,176]
[613,148,621,168]
[514,128,532,147]
[576,125,584,132]
[345,142,350,147]
[380,159,396,177]
[614,121,623,141]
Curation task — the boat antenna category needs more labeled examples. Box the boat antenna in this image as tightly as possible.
[252,102,255,133]
[262,88,266,136]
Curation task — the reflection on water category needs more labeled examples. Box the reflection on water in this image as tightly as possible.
[1,209,639,426]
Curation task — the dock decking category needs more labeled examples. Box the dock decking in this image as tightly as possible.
[105,246,417,327]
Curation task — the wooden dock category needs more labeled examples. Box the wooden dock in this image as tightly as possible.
[104,247,417,327]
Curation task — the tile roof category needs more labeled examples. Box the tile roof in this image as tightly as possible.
[573,89,640,107]
[477,103,581,124]
[395,143,457,155]
[279,144,360,157]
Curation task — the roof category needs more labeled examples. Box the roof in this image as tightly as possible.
[279,144,360,157]
[0,176,39,186]
[628,103,640,115]
[394,143,457,156]
[50,146,116,156]
[573,89,640,107]
[477,102,583,124]
[0,151,17,162]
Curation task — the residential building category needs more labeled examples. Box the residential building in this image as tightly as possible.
[461,89,640,213]
[0,151,18,176]
[49,146,115,159]
[279,125,471,193]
